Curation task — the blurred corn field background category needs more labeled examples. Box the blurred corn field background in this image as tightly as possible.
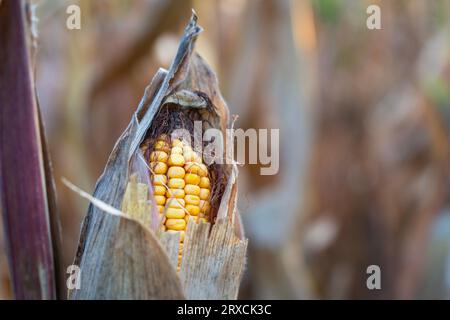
[2,0,450,299]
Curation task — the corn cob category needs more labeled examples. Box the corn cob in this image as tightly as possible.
[149,135,211,270]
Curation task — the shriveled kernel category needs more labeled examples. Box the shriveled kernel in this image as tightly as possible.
[165,208,185,219]
[150,151,168,163]
[168,178,185,189]
[168,154,185,166]
[172,139,184,147]
[154,185,166,196]
[199,177,210,189]
[199,188,210,200]
[167,198,185,208]
[184,152,196,162]
[158,134,168,140]
[167,166,185,179]
[153,174,167,186]
[186,204,200,216]
[166,218,186,231]
[185,173,200,185]
[185,184,201,196]
[185,194,200,206]
[154,195,166,205]
[166,188,185,198]
[171,146,183,154]
[151,161,168,174]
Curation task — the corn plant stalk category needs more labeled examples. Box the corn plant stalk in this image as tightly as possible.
[0,0,60,299]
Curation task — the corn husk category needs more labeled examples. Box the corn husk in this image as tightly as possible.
[69,12,247,300]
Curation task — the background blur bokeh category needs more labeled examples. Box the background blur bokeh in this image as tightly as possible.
[2,0,450,299]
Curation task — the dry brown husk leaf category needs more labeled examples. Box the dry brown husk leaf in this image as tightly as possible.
[69,12,247,300]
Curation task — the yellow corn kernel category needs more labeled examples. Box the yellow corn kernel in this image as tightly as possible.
[185,173,200,185]
[166,188,185,198]
[167,166,185,179]
[150,161,168,174]
[157,205,164,213]
[154,195,166,205]
[166,208,185,219]
[199,188,210,200]
[150,151,168,163]
[172,139,184,147]
[199,177,210,189]
[168,178,185,189]
[185,194,200,206]
[192,216,205,222]
[197,163,208,177]
[152,174,167,186]
[186,204,200,216]
[199,200,210,213]
[171,146,183,154]
[185,184,200,196]
[166,218,186,231]
[168,153,185,166]
[167,198,185,208]
[154,185,166,196]
[155,140,170,152]
[184,162,199,174]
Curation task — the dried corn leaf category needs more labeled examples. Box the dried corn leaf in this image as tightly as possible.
[180,219,247,299]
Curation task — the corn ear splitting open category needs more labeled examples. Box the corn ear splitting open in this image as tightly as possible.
[149,135,211,269]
